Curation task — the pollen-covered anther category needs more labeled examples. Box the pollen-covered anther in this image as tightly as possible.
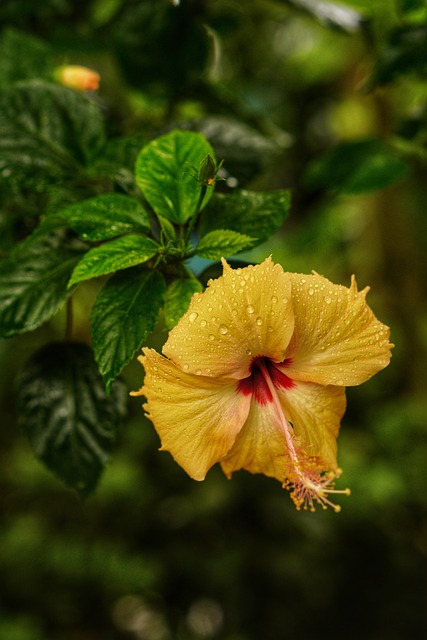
[283,460,351,512]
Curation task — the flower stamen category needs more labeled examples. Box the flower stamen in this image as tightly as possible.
[258,360,350,512]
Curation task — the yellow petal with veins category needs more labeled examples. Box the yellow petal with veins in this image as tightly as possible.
[285,273,393,386]
[277,380,346,470]
[163,257,294,379]
[133,348,251,480]
[220,399,290,483]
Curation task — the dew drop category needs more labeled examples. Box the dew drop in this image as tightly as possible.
[246,349,252,355]
[267,326,274,333]
[183,363,189,371]
[325,296,331,304]
[247,304,255,314]
[200,319,207,327]
[208,334,215,341]
[189,312,198,322]
[195,369,202,375]
[308,288,314,296]
[219,325,228,335]
[283,297,289,304]
[271,295,278,304]
[256,317,263,326]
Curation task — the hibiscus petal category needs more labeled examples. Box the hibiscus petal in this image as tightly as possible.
[220,380,345,482]
[132,348,251,480]
[163,257,294,379]
[278,380,346,470]
[285,273,393,386]
[220,399,290,483]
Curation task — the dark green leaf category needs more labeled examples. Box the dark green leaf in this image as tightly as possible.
[91,268,166,392]
[90,134,149,176]
[180,117,279,185]
[164,278,203,330]
[17,342,127,496]
[304,139,409,194]
[0,80,105,179]
[284,0,366,33]
[0,233,87,338]
[68,235,159,286]
[0,28,52,86]
[200,190,291,245]
[55,194,150,241]
[135,130,215,224]
[195,229,256,260]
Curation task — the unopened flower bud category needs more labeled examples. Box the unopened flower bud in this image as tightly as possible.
[54,65,100,91]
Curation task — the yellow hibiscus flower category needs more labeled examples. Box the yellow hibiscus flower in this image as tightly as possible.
[132,258,393,511]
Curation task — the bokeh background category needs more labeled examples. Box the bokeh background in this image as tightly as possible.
[1,1,426,638]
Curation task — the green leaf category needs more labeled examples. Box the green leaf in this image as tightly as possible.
[17,342,127,496]
[135,130,215,224]
[0,233,87,338]
[200,190,291,245]
[0,28,52,86]
[195,229,256,260]
[284,0,366,33]
[158,215,177,243]
[304,139,409,194]
[91,268,166,392]
[164,278,203,330]
[68,235,159,286]
[55,194,150,241]
[0,80,105,180]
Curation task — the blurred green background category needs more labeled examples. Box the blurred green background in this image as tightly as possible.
[1,0,426,638]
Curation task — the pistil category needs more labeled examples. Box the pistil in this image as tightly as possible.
[257,359,350,512]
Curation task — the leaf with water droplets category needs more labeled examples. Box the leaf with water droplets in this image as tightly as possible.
[164,278,203,330]
[0,80,105,180]
[200,190,290,246]
[54,194,150,241]
[91,267,166,392]
[17,342,127,496]
[196,229,256,260]
[68,235,159,286]
[0,231,87,338]
[135,130,215,224]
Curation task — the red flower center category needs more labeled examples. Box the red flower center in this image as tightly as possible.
[237,356,295,405]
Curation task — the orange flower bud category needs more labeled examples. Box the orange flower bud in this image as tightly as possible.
[54,65,100,91]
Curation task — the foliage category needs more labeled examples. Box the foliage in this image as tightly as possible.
[0,0,426,639]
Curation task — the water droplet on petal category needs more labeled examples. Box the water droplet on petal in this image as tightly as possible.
[200,319,207,327]
[219,325,228,335]
[308,288,314,295]
[325,296,331,304]
[247,304,255,314]
[256,317,263,326]
[246,349,252,355]
[188,312,198,322]
[183,363,189,370]
[208,334,215,341]
[271,296,278,304]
